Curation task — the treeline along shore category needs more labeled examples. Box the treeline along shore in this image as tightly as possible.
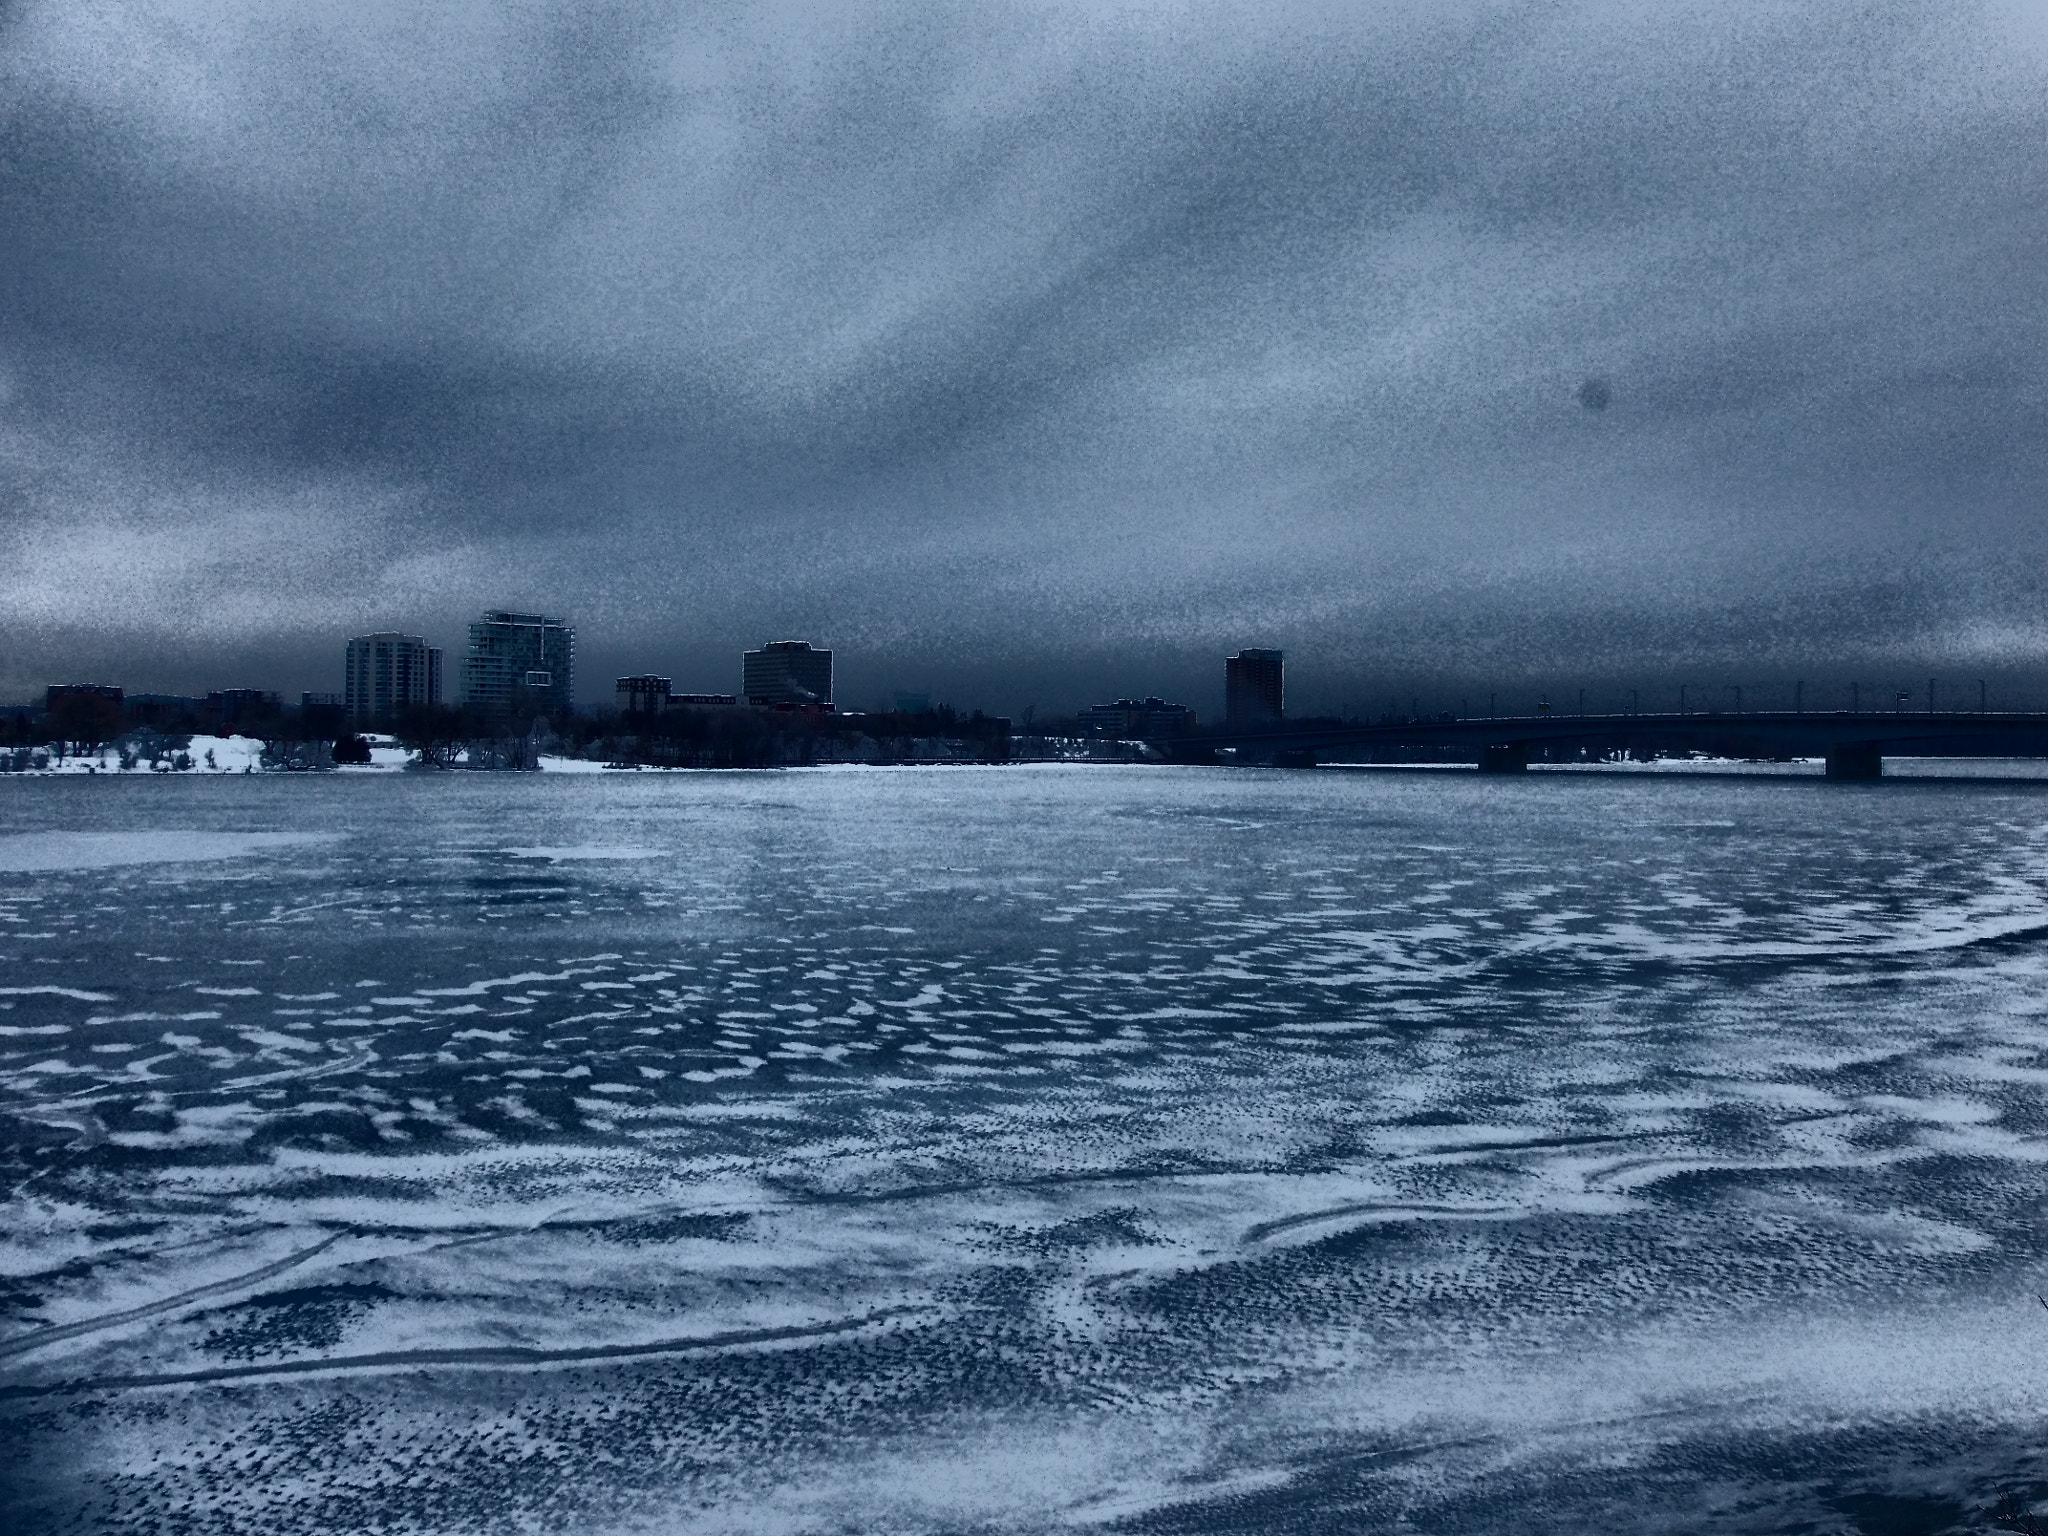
[0,693,1165,773]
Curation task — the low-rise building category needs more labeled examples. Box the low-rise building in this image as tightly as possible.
[46,683,123,711]
[44,684,125,744]
[615,677,738,713]
[125,693,205,728]
[1077,697,1198,737]
[616,675,672,714]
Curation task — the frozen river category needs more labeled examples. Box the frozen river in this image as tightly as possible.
[2,765,2047,1533]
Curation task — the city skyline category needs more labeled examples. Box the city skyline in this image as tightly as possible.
[25,622,2038,730]
[7,5,2048,712]
[16,594,2041,729]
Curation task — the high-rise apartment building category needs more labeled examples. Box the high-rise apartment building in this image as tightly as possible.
[462,612,574,720]
[344,633,442,724]
[741,641,833,707]
[1225,649,1284,727]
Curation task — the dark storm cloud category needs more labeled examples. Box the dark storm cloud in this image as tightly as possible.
[2,1,2046,708]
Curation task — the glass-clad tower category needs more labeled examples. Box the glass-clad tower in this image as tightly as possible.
[462,612,574,721]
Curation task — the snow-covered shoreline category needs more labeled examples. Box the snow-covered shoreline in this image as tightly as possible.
[2,736,703,775]
[12,741,2047,780]
[0,735,411,775]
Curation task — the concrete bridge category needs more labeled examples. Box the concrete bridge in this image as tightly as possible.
[1178,711,2048,779]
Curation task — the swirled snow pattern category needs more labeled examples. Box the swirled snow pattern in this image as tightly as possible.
[2,767,2047,1534]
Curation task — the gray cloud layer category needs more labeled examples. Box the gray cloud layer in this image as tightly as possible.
[3,2,2046,712]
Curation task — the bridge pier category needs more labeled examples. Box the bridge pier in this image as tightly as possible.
[1478,744,1529,774]
[1824,744,1883,781]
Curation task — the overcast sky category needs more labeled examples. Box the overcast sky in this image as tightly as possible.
[4,1,2046,715]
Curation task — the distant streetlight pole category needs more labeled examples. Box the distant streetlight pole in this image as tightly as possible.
[1578,688,1585,716]
[1794,680,1803,713]
[1980,679,1988,712]
[1928,677,1936,713]
[1680,685,1688,715]
[1851,682,1859,713]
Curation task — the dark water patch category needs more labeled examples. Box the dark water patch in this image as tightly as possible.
[243,1107,392,1155]
[1393,1108,1472,1127]
[258,1172,439,1203]
[201,1281,399,1360]
[587,1212,753,1245]
[0,1276,49,1321]
[0,1116,91,1158]
[1005,1206,1164,1253]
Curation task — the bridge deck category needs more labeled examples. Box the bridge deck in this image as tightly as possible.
[1180,711,2048,773]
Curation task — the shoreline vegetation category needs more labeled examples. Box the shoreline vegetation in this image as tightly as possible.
[10,700,2043,778]
[0,700,1147,774]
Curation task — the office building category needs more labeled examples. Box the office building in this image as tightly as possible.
[125,693,204,728]
[462,612,574,720]
[207,689,281,730]
[742,641,833,708]
[45,683,123,712]
[616,675,671,714]
[301,692,342,710]
[344,633,443,724]
[43,684,125,746]
[1226,649,1284,727]
[1077,697,1197,737]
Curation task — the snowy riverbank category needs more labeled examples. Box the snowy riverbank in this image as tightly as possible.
[0,735,408,775]
[0,737,649,775]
